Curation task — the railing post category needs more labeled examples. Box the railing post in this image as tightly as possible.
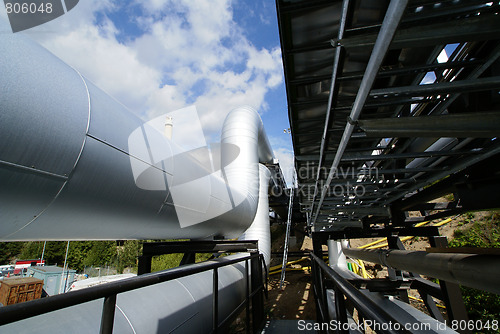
[310,255,323,324]
[212,268,219,333]
[250,253,264,333]
[245,259,251,334]
[137,255,152,275]
[100,294,116,334]
[334,286,349,334]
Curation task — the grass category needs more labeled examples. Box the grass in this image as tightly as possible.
[448,212,500,333]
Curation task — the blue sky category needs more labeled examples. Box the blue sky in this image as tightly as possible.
[4,0,294,184]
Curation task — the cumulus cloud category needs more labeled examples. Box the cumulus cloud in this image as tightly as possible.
[16,0,292,179]
[269,135,295,187]
[26,0,282,128]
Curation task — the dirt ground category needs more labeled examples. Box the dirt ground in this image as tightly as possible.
[265,225,317,321]
[266,270,316,320]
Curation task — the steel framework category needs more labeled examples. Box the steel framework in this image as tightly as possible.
[277,0,500,332]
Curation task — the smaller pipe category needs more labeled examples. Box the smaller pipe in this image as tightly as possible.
[343,247,500,295]
[327,240,348,270]
[310,0,350,218]
[312,0,409,224]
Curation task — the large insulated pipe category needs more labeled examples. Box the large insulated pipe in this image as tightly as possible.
[0,22,274,241]
[343,247,500,295]
[239,164,272,267]
[0,254,251,333]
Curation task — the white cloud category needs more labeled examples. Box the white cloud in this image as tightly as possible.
[269,135,295,187]
[20,0,285,153]
[273,147,295,187]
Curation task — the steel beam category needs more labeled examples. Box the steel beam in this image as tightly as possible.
[310,0,350,221]
[359,111,500,138]
[341,150,479,162]
[341,13,500,50]
[369,76,500,99]
[343,247,500,295]
[312,226,439,241]
[311,0,409,224]
[384,142,500,205]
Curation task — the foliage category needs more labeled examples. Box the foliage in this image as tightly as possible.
[151,253,184,272]
[20,241,67,265]
[449,213,500,249]
[151,252,213,272]
[0,242,24,264]
[449,212,500,333]
[117,240,142,273]
[3,239,216,274]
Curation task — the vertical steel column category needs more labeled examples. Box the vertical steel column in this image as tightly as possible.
[137,255,152,275]
[312,0,409,224]
[100,294,117,334]
[429,236,470,333]
[250,253,264,333]
[387,236,409,303]
[180,252,196,265]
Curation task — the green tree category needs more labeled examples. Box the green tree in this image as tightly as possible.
[117,240,141,273]
[20,241,67,265]
[0,242,24,264]
[82,241,117,268]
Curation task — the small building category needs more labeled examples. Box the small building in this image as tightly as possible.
[27,266,76,296]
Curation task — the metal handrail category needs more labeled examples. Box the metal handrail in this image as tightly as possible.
[0,252,265,334]
[310,252,404,334]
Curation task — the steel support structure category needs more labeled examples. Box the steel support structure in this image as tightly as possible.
[311,0,409,224]
[342,247,500,295]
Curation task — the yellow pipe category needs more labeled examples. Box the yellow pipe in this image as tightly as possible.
[360,220,432,249]
[408,295,446,309]
[363,218,453,250]
[269,257,308,272]
[269,266,311,276]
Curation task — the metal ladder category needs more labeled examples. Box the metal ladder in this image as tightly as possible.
[279,173,296,289]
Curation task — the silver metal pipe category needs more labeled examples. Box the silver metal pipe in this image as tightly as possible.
[311,0,408,225]
[238,164,272,268]
[0,254,251,333]
[343,247,500,295]
[0,26,273,241]
[310,0,350,220]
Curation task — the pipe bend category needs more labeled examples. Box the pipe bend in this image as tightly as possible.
[220,106,274,214]
[221,106,274,165]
